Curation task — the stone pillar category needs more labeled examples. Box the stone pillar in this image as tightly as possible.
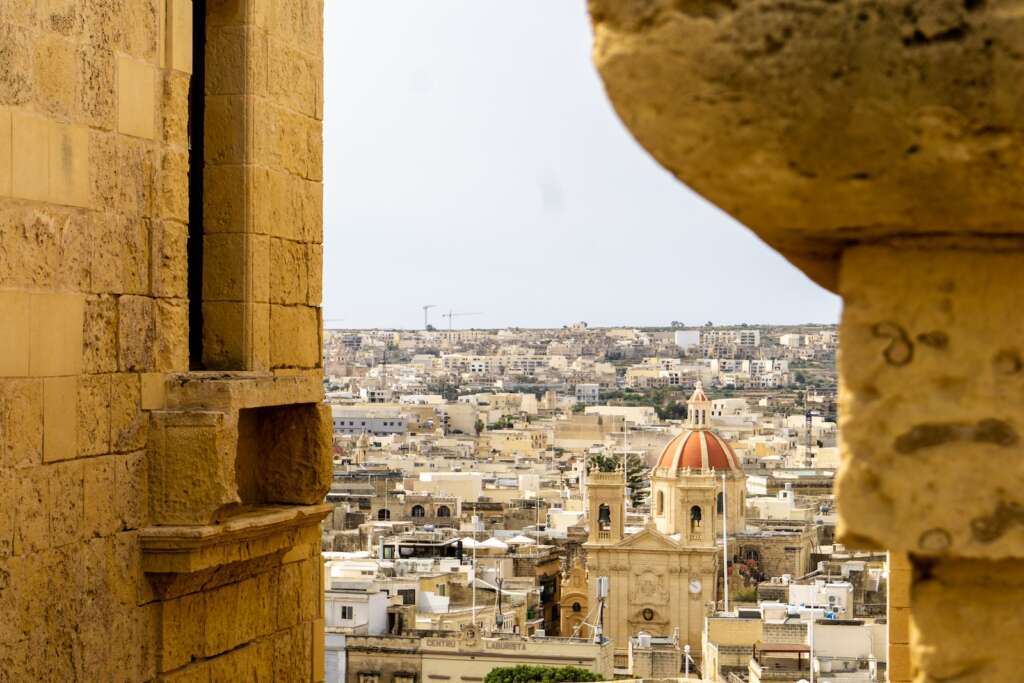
[585,2,1024,681]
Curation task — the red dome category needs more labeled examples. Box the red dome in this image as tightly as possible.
[655,429,741,473]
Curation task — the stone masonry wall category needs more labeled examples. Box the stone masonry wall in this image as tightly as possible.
[0,0,328,680]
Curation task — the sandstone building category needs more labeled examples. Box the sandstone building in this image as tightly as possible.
[581,385,744,663]
[1,0,329,679]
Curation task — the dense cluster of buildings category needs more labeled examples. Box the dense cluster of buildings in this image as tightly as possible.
[324,325,837,399]
[317,326,889,682]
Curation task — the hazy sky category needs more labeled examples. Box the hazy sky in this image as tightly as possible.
[323,1,840,330]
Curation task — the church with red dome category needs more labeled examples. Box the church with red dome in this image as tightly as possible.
[652,381,747,538]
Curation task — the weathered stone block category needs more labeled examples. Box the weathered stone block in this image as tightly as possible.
[237,570,277,641]
[48,122,90,207]
[269,304,319,369]
[252,302,270,371]
[30,291,85,377]
[141,372,166,410]
[155,298,189,372]
[148,410,237,525]
[116,450,148,530]
[151,221,188,298]
[122,0,159,61]
[161,70,190,144]
[81,0,125,52]
[838,246,1024,558]
[203,581,241,656]
[0,290,31,377]
[123,218,152,295]
[78,373,112,456]
[269,39,316,117]
[0,106,11,196]
[0,22,34,105]
[276,561,301,630]
[166,0,192,74]
[55,209,92,291]
[78,43,116,131]
[269,237,306,305]
[251,233,269,303]
[160,148,189,221]
[311,617,325,682]
[12,110,50,201]
[34,33,77,118]
[235,403,331,506]
[43,376,78,462]
[0,378,43,468]
[0,205,58,289]
[160,591,206,672]
[208,640,272,683]
[84,454,119,537]
[82,294,118,373]
[111,372,146,452]
[118,294,157,371]
[205,24,246,95]
[201,301,245,370]
[204,95,245,165]
[13,466,49,556]
[306,243,322,305]
[49,459,84,546]
[202,233,246,301]
[117,54,156,139]
[272,623,311,683]
[203,165,246,233]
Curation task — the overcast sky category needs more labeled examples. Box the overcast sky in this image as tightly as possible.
[322,1,840,330]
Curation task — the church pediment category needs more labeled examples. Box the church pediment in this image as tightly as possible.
[617,527,681,551]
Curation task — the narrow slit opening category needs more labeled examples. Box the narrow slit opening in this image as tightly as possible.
[187,0,207,369]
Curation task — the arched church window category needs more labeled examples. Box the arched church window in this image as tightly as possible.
[572,602,582,612]
[717,492,724,514]
[437,505,451,517]
[598,504,611,530]
[690,505,702,527]
[411,505,425,518]
[656,491,664,516]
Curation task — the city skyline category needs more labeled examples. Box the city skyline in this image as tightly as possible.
[322,1,841,329]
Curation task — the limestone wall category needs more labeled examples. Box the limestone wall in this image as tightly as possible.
[0,0,328,680]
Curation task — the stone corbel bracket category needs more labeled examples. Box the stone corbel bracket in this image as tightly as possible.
[142,370,332,573]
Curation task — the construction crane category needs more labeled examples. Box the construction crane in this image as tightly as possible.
[440,310,482,331]
[422,304,436,330]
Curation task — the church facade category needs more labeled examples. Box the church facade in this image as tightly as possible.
[581,383,747,659]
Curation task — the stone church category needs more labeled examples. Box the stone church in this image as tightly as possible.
[565,384,747,659]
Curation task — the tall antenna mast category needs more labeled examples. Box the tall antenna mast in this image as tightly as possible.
[722,472,729,613]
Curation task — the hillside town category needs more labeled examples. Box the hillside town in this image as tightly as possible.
[319,325,889,682]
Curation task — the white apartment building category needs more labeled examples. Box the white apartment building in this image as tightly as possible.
[324,575,389,636]
[575,383,600,405]
[331,407,408,436]
[701,329,762,347]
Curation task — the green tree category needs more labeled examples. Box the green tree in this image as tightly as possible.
[474,418,485,437]
[585,452,648,507]
[483,665,602,683]
[571,402,586,414]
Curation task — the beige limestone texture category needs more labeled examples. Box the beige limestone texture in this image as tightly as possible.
[0,0,327,679]
[117,54,157,140]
